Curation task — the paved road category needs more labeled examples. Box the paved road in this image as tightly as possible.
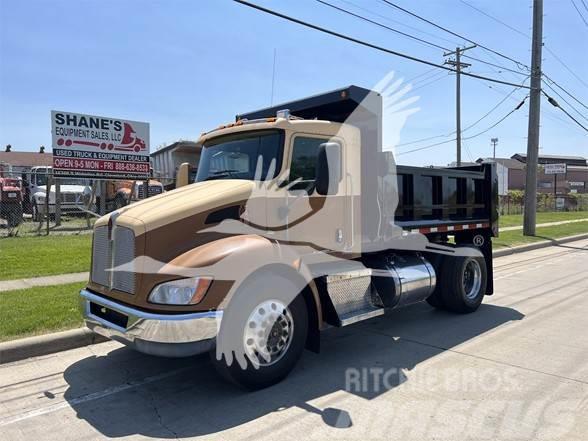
[1,240,587,440]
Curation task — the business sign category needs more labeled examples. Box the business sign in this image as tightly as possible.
[569,181,585,187]
[544,163,567,175]
[51,111,150,179]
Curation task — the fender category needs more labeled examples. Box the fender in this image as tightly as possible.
[164,234,324,338]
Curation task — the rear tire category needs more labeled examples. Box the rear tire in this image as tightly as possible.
[439,254,487,313]
[211,273,308,390]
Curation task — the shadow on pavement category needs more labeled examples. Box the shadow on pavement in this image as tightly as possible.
[63,302,523,438]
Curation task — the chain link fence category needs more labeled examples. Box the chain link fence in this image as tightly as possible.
[499,193,588,215]
[0,172,174,237]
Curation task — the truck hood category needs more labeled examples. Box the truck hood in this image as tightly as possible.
[113,179,255,235]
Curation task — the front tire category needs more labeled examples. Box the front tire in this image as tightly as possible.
[211,273,308,390]
[114,195,127,209]
[32,201,41,222]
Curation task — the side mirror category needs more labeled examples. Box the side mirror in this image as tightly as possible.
[176,162,190,188]
[315,142,341,196]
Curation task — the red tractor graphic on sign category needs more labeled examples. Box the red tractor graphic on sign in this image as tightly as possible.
[57,122,147,153]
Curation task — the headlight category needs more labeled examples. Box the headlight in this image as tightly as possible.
[148,277,212,305]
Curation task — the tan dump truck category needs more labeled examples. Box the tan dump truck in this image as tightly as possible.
[80,86,498,389]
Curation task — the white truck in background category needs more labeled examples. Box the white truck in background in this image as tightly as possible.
[24,166,93,221]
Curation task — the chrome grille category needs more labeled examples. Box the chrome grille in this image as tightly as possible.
[112,227,135,294]
[91,225,135,294]
[61,193,79,203]
[91,226,110,287]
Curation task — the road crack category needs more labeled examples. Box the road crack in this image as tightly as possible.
[147,389,179,440]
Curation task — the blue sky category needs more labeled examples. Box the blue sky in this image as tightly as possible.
[0,0,586,166]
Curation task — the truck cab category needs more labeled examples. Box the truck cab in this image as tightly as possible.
[26,166,92,221]
[80,86,498,389]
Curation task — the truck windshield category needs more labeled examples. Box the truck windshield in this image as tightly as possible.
[196,130,283,182]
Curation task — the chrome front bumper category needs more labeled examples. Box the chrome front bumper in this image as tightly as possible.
[79,289,222,358]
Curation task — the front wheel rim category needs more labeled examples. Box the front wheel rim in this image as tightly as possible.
[463,260,482,300]
[243,299,294,367]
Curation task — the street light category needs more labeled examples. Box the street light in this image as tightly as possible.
[491,138,499,159]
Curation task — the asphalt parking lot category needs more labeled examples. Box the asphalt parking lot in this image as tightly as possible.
[1,239,587,441]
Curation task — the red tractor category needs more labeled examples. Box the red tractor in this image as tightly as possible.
[0,177,24,227]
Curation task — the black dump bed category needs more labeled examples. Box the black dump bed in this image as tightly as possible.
[238,85,499,237]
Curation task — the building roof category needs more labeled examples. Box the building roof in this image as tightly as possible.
[476,157,526,170]
[447,161,479,167]
[511,153,587,167]
[0,151,53,167]
[151,140,201,157]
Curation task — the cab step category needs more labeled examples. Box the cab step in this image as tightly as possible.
[339,307,385,326]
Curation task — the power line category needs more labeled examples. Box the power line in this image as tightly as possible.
[462,139,475,162]
[337,0,462,47]
[543,48,588,90]
[570,0,588,27]
[233,0,532,89]
[379,0,530,71]
[411,71,450,92]
[486,80,583,132]
[396,96,528,155]
[458,0,530,38]
[455,0,588,90]
[463,81,528,131]
[411,69,447,87]
[404,67,438,84]
[542,79,588,123]
[460,55,528,77]
[319,0,529,77]
[396,77,528,147]
[315,0,449,51]
[543,74,588,110]
[542,90,588,132]
[463,96,527,140]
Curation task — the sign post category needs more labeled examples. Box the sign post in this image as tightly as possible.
[51,111,150,180]
[544,163,567,211]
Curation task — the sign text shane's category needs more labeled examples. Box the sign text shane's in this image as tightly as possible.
[51,111,150,180]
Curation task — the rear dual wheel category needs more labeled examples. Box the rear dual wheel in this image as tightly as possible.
[427,253,487,313]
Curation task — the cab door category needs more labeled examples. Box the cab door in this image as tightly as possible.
[282,134,348,252]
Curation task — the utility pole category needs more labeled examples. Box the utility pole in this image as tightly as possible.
[491,138,499,159]
[444,45,476,166]
[523,0,543,236]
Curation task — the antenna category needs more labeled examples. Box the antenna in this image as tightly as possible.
[270,48,277,106]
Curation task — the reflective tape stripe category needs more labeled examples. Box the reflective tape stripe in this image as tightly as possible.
[406,222,491,234]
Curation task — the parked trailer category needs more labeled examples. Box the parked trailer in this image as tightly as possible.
[80,86,498,389]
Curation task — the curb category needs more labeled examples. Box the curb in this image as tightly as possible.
[0,328,107,365]
[1,234,586,365]
[493,233,588,257]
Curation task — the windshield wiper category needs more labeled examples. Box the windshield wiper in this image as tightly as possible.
[203,169,240,181]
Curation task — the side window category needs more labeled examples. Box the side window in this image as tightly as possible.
[290,137,323,183]
[290,137,341,193]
